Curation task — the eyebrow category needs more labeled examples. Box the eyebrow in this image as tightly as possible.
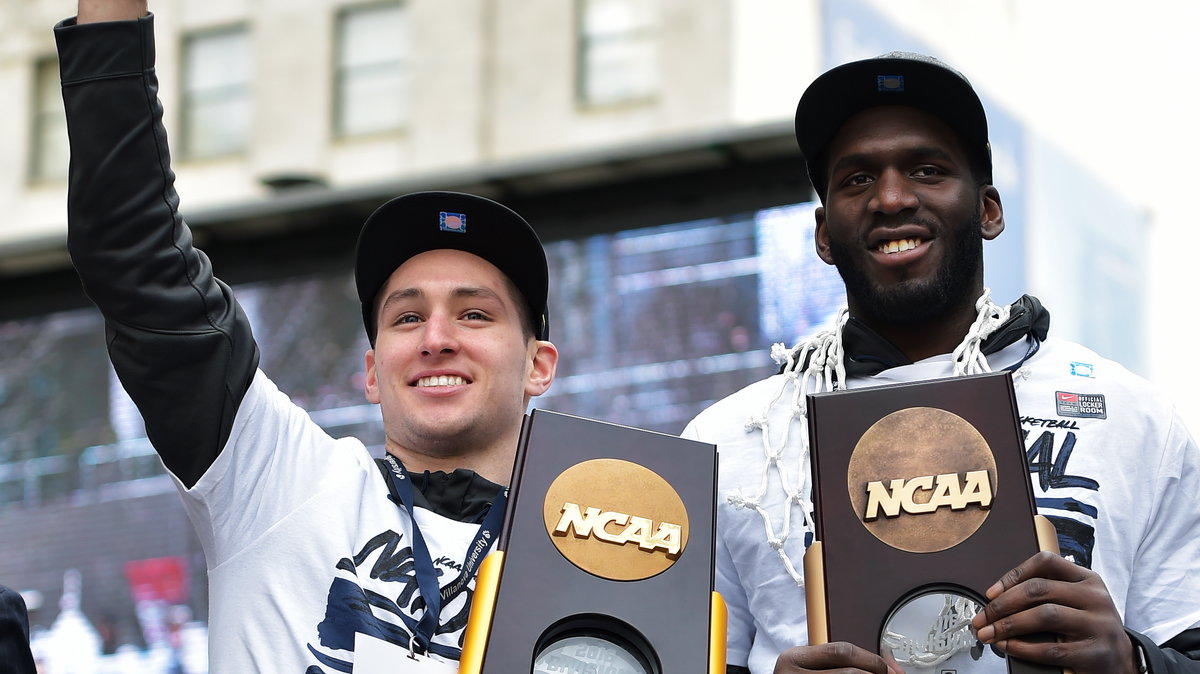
[830,146,959,175]
[378,285,506,315]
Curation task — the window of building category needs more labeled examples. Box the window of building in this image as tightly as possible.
[30,58,68,182]
[181,27,251,158]
[577,0,659,106]
[335,2,409,137]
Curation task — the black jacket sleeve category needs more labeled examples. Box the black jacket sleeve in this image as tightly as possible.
[0,586,36,674]
[55,14,259,488]
[1129,628,1200,674]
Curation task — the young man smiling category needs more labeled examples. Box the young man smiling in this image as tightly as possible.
[684,53,1200,674]
[366,247,548,484]
[56,1,557,670]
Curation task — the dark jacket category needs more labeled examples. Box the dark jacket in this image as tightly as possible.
[56,13,259,490]
[0,586,36,674]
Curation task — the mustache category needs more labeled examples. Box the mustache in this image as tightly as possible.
[868,215,939,230]
[860,216,939,246]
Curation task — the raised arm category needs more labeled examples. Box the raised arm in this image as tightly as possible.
[56,2,259,487]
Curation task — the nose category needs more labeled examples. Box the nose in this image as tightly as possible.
[420,312,458,356]
[869,168,919,216]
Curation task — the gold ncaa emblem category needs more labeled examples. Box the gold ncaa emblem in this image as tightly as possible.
[543,458,689,581]
[846,407,997,553]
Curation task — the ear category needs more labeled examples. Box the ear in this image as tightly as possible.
[364,348,381,404]
[814,206,835,264]
[524,340,559,398]
[979,185,1005,240]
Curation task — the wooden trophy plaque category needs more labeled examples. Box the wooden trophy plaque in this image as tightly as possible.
[805,371,1062,674]
[459,409,726,674]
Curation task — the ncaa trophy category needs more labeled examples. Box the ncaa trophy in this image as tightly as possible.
[459,409,726,674]
[804,371,1063,674]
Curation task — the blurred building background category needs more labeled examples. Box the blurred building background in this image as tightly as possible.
[0,0,1185,670]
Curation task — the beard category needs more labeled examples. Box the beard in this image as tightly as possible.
[828,210,984,326]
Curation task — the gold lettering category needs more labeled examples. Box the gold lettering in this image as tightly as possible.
[862,471,994,521]
[652,522,682,556]
[554,502,602,539]
[592,510,630,543]
[900,474,936,513]
[864,478,905,520]
[554,502,683,555]
[960,470,993,510]
[928,472,960,510]
[622,516,653,548]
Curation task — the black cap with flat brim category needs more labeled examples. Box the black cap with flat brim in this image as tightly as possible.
[796,51,992,201]
[355,191,550,344]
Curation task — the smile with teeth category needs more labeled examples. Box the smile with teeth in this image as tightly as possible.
[878,237,922,254]
[416,375,466,387]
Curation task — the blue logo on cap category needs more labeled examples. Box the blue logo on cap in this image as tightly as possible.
[877,75,905,92]
[440,211,467,233]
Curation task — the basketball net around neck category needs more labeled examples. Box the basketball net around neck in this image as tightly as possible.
[731,289,1012,587]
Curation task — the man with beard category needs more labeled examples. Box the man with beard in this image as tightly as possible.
[683,53,1200,674]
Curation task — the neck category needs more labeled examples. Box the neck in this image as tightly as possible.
[858,312,977,363]
[848,291,984,363]
[385,444,515,486]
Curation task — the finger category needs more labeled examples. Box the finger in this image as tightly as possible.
[985,550,1087,599]
[977,573,1063,629]
[975,565,1111,632]
[1004,627,1136,674]
[880,648,905,674]
[774,641,893,674]
[985,633,1077,669]
[976,602,1083,644]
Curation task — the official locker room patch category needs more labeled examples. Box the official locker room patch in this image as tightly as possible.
[440,211,466,233]
[877,75,905,92]
[1055,391,1107,419]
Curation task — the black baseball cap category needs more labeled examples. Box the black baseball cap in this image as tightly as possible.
[355,191,550,344]
[795,51,992,200]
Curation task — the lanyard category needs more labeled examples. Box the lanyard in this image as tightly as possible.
[380,455,507,653]
[1002,334,1042,373]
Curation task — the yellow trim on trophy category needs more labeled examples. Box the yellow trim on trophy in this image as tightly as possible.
[1034,515,1061,554]
[803,541,828,645]
[458,551,504,674]
[709,591,727,673]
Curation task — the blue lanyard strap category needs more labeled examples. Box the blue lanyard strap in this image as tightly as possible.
[1002,334,1043,373]
[380,455,507,653]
